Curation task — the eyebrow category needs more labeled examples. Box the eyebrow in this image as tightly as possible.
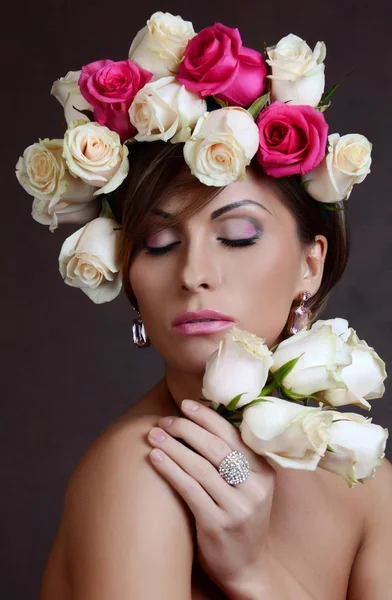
[151,199,271,220]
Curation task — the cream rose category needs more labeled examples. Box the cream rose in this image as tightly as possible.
[32,196,101,232]
[129,11,195,80]
[302,133,372,203]
[58,217,122,304]
[271,320,352,398]
[240,397,334,470]
[202,327,273,408]
[129,76,206,143]
[51,70,94,126]
[63,122,129,195]
[312,319,387,410]
[15,138,98,231]
[266,33,326,107]
[183,107,259,186]
[318,411,389,486]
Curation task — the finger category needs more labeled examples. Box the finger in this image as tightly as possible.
[148,427,239,510]
[149,447,223,522]
[158,416,233,469]
[179,399,263,472]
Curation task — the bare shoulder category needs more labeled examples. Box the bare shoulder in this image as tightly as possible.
[346,457,392,599]
[59,401,195,599]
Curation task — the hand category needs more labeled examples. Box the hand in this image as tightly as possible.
[147,399,277,596]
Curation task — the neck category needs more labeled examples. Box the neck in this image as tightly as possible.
[164,363,204,415]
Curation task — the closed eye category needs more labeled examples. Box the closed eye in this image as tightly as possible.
[143,218,262,255]
[144,237,259,255]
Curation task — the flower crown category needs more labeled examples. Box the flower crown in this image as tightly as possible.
[15,11,373,304]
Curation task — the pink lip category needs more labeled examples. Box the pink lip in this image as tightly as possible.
[172,309,235,337]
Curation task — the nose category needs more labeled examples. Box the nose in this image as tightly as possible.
[180,236,221,293]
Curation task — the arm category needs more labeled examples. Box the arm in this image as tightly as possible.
[56,416,195,600]
[224,549,318,600]
[347,458,392,600]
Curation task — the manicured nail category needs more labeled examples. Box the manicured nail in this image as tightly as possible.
[182,399,200,412]
[150,449,165,462]
[149,427,166,442]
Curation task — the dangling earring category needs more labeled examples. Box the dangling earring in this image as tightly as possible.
[287,291,312,335]
[132,311,150,348]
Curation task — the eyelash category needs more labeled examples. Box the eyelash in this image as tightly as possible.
[144,237,259,255]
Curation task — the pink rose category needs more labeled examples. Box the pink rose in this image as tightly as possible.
[79,59,153,142]
[176,23,266,107]
[256,102,328,177]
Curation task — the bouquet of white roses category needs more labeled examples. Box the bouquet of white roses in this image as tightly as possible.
[201,319,388,487]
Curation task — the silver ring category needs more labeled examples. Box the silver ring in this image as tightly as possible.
[218,450,251,486]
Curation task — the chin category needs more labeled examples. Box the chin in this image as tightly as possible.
[164,334,225,375]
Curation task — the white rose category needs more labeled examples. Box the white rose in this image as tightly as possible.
[240,397,334,470]
[63,122,129,195]
[312,319,387,410]
[15,138,98,232]
[318,411,389,486]
[271,321,352,398]
[266,33,326,107]
[183,107,259,186]
[50,70,94,126]
[302,133,372,203]
[202,327,273,408]
[32,195,102,233]
[129,11,195,80]
[129,76,206,143]
[58,217,122,304]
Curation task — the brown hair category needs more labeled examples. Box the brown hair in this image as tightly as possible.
[110,140,349,318]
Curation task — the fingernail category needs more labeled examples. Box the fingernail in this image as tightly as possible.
[150,449,165,462]
[160,416,174,427]
[182,399,200,412]
[149,428,166,442]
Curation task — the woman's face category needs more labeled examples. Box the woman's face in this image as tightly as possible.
[129,169,327,375]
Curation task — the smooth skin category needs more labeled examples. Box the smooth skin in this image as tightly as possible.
[39,169,392,600]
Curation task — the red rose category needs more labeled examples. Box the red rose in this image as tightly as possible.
[177,22,267,107]
[256,102,328,177]
[79,59,153,142]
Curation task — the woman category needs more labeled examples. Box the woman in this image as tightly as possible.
[37,140,392,600]
[15,11,390,599]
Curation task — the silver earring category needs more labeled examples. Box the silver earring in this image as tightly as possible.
[132,312,150,348]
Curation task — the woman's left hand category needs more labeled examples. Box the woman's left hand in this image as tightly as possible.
[147,398,277,595]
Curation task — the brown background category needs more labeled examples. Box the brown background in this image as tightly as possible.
[1,0,391,597]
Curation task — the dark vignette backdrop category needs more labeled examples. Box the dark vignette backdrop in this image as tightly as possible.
[1,0,391,598]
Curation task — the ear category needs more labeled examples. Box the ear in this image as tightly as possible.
[297,235,328,296]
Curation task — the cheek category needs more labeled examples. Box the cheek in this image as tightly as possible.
[231,236,302,343]
[129,256,174,331]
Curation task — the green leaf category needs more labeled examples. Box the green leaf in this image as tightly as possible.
[72,106,95,121]
[212,96,229,108]
[226,393,245,412]
[316,71,353,111]
[242,397,275,410]
[272,355,303,385]
[320,202,345,212]
[279,387,308,404]
[247,92,270,120]
[315,101,331,113]
[259,380,278,397]
[99,197,115,219]
[326,444,337,453]
[206,401,221,412]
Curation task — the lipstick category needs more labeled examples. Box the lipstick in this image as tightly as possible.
[172,309,234,336]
